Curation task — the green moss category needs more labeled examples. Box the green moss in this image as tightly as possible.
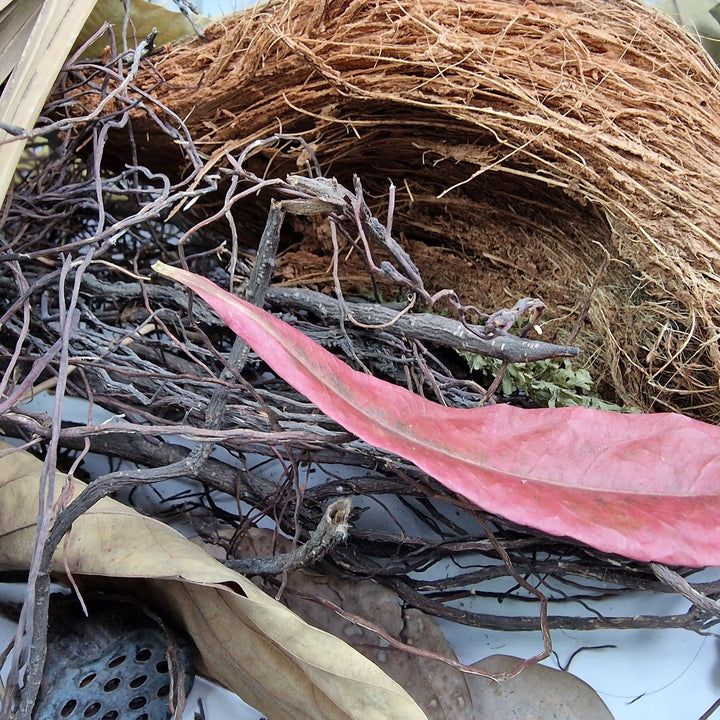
[458,352,638,412]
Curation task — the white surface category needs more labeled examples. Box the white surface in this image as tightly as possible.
[186,677,261,719]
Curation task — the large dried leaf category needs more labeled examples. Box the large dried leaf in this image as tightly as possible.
[228,529,613,719]
[0,0,98,205]
[153,262,720,567]
[0,0,42,87]
[226,529,474,719]
[0,441,427,720]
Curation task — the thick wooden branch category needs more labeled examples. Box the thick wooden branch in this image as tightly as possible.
[265,287,580,364]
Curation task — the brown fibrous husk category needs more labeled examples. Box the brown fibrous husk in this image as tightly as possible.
[109,0,720,419]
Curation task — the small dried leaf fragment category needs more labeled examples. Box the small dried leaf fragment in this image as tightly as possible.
[468,654,614,719]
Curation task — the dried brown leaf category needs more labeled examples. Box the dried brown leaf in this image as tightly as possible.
[227,529,472,720]
[230,529,613,719]
[468,654,614,719]
[0,442,427,720]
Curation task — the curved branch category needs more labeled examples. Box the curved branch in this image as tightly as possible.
[266,286,579,364]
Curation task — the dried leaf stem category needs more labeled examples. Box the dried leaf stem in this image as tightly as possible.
[226,499,352,576]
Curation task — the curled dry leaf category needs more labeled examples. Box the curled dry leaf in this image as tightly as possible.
[153,262,720,567]
[0,441,427,720]
[0,0,42,87]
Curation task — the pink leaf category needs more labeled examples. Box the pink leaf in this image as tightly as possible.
[154,261,720,566]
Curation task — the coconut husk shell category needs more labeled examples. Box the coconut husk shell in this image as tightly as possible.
[99,0,720,419]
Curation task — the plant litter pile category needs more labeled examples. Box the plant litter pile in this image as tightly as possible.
[98,0,720,419]
[3,0,720,715]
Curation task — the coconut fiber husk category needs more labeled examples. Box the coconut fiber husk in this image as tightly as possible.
[103,0,720,419]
